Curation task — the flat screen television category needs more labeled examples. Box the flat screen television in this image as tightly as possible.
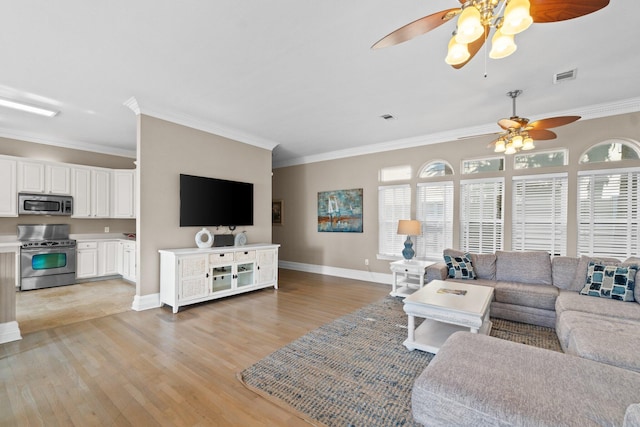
[180,174,254,227]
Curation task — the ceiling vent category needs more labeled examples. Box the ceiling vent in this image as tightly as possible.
[380,113,396,121]
[553,69,577,84]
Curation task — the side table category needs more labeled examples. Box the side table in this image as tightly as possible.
[389,259,434,297]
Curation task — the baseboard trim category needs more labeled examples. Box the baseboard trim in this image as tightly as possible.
[131,293,161,311]
[0,321,22,344]
[278,261,392,285]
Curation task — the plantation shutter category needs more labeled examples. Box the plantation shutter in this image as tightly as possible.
[577,168,640,258]
[512,173,568,255]
[460,178,504,253]
[378,184,411,257]
[416,181,454,259]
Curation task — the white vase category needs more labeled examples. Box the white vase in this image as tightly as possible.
[195,228,213,248]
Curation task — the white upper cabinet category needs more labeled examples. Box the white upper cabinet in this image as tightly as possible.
[72,167,92,217]
[0,157,17,216]
[92,169,111,218]
[45,164,71,194]
[112,169,136,218]
[17,161,45,193]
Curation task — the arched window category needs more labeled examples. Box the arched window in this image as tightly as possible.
[418,160,454,178]
[579,138,640,164]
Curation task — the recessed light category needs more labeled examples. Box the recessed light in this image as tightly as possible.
[0,98,59,117]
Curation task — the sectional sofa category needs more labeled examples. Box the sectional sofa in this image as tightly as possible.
[412,249,640,426]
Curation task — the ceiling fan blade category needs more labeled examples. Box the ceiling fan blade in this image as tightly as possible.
[528,129,557,140]
[371,9,460,49]
[498,118,521,130]
[451,24,489,69]
[530,0,609,23]
[527,116,581,130]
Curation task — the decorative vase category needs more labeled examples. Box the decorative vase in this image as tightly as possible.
[402,236,415,260]
[195,228,213,248]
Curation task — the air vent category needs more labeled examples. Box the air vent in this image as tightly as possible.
[380,114,396,121]
[553,69,577,84]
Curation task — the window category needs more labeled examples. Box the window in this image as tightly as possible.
[418,160,454,178]
[378,184,411,257]
[379,165,412,182]
[460,178,504,253]
[579,139,640,164]
[577,168,640,258]
[514,149,567,170]
[462,157,504,174]
[512,173,568,255]
[416,182,454,259]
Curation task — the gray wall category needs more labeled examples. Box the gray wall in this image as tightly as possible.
[0,137,136,235]
[272,112,640,275]
[137,115,273,297]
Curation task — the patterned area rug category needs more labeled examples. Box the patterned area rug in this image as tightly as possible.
[239,297,561,427]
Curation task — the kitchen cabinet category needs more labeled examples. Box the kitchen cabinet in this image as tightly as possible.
[45,164,71,194]
[72,167,111,218]
[112,169,136,218]
[98,240,119,276]
[118,240,136,282]
[17,161,45,193]
[159,244,279,313]
[76,241,99,279]
[0,158,17,216]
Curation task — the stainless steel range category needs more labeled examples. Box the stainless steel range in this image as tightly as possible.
[18,224,77,291]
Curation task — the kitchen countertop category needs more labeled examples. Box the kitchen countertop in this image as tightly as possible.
[0,233,136,245]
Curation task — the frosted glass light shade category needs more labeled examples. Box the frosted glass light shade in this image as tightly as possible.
[494,139,506,153]
[522,137,535,150]
[512,134,524,148]
[455,6,484,44]
[445,36,470,65]
[505,142,516,155]
[501,0,533,35]
[489,28,517,59]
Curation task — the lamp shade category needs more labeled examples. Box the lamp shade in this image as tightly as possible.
[397,219,421,236]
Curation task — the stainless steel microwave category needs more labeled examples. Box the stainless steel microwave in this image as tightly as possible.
[18,193,73,216]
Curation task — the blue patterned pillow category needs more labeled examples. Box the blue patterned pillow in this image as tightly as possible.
[444,253,476,280]
[580,262,637,302]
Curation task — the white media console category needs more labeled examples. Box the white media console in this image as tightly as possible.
[159,243,279,313]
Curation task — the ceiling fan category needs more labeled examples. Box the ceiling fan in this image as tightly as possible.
[488,89,580,154]
[371,0,610,68]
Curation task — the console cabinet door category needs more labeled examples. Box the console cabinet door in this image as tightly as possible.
[256,249,277,285]
[178,255,209,302]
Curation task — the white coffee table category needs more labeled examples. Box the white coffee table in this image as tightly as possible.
[402,279,493,354]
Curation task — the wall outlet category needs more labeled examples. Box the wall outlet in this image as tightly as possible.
[364,259,369,266]
[104,226,110,233]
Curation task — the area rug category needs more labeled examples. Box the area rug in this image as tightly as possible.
[238,296,561,427]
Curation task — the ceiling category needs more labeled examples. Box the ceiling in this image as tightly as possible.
[2,1,639,168]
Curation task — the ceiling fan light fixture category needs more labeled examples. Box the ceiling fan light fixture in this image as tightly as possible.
[501,0,533,35]
[494,139,506,153]
[489,28,517,59]
[445,35,470,65]
[522,137,535,150]
[511,134,524,148]
[504,142,517,155]
[454,6,484,44]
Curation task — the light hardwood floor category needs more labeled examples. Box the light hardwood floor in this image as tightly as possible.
[1,269,390,426]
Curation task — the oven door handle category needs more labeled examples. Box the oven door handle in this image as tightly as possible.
[21,246,76,253]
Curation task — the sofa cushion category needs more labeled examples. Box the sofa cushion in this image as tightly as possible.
[567,327,640,373]
[579,262,637,301]
[551,256,579,290]
[490,301,556,328]
[570,255,621,292]
[623,257,640,302]
[443,252,476,279]
[495,250,552,285]
[494,281,558,311]
[556,291,640,321]
[555,309,640,351]
[412,332,640,427]
[469,253,496,280]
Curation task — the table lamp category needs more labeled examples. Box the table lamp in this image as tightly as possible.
[397,219,421,260]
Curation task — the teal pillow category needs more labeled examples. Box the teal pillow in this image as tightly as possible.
[580,262,637,302]
[444,253,476,280]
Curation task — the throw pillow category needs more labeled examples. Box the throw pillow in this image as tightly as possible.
[444,253,476,280]
[580,261,638,302]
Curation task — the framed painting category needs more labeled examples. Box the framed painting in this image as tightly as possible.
[272,200,283,225]
[317,188,363,232]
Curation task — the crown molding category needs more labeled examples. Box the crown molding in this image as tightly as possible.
[124,96,280,152]
[273,97,640,169]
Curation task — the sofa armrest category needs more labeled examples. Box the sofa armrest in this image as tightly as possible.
[426,262,448,282]
[624,404,640,427]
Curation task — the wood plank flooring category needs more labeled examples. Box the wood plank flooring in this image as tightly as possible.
[1,269,390,426]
